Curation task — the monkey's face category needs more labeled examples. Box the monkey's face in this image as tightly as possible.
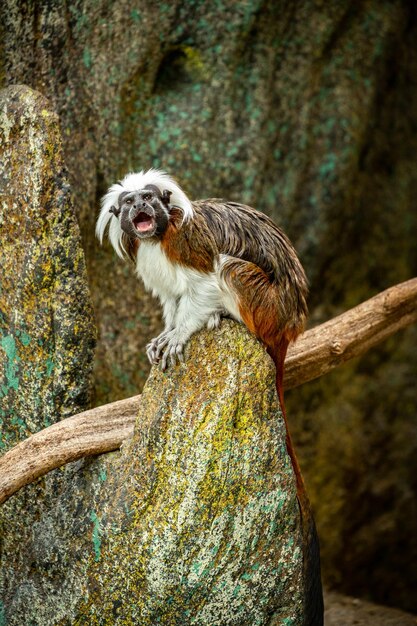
[114,185,171,240]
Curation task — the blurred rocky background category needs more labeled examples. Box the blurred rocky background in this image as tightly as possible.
[1,0,416,616]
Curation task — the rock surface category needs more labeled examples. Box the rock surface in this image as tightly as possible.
[0,318,310,625]
[71,321,306,625]
[0,85,95,449]
[1,0,416,613]
[0,85,97,622]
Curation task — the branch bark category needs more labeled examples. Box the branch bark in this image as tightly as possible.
[284,277,417,388]
[1,278,416,505]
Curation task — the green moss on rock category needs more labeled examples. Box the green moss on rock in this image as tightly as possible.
[0,85,97,623]
[0,86,95,446]
[72,322,306,625]
[1,0,417,612]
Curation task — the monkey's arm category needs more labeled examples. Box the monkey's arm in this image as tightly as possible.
[146,297,178,364]
[144,217,223,368]
[151,285,222,369]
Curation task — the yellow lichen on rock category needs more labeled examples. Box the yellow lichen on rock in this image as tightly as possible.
[74,322,306,625]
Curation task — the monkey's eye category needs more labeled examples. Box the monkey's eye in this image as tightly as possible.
[142,193,152,201]
[125,198,132,204]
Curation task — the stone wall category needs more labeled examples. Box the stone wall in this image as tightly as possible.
[1,0,416,613]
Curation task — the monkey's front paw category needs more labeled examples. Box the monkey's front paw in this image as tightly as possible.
[146,331,171,365]
[147,330,186,370]
[159,333,186,371]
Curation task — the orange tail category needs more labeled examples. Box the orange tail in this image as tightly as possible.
[267,336,324,626]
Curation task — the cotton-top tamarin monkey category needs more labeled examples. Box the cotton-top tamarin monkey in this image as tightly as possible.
[97,169,323,624]
[97,169,308,391]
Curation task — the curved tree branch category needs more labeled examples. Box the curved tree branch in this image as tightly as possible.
[284,277,417,388]
[1,278,416,505]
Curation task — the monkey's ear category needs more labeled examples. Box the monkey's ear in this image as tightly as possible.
[109,205,121,217]
[161,189,172,207]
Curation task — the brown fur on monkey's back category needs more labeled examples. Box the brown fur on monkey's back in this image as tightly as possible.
[193,199,308,337]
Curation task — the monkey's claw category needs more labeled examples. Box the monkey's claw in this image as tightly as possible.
[146,330,186,370]
[146,341,158,365]
[146,331,170,365]
[146,339,158,365]
[160,340,185,371]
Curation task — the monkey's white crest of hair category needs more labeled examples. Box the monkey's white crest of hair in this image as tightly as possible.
[96,169,194,259]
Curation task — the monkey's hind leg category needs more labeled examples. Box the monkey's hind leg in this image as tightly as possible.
[218,256,287,346]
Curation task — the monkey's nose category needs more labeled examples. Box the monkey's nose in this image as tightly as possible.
[142,202,147,208]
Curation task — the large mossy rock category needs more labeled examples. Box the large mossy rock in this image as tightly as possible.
[0,85,95,447]
[0,85,98,622]
[1,0,417,612]
[3,321,313,625]
[72,321,307,626]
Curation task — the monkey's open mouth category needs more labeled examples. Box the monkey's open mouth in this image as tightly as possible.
[132,212,155,233]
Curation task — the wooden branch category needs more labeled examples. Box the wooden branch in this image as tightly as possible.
[1,278,416,505]
[0,397,137,505]
[284,277,417,388]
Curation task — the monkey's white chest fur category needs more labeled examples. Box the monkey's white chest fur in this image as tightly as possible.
[136,241,204,301]
[136,241,217,300]
[137,241,239,368]
[136,241,239,327]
